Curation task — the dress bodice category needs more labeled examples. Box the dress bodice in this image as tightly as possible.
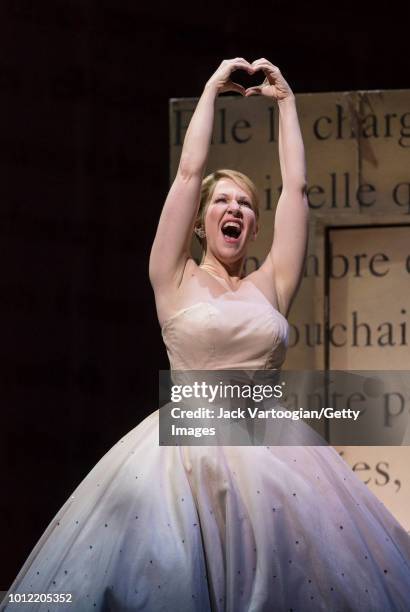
[161,294,289,370]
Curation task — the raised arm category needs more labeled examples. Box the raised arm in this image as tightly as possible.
[246,59,309,317]
[149,58,252,292]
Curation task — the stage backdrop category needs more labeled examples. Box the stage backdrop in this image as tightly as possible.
[170,90,410,531]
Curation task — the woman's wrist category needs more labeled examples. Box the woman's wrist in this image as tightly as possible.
[277,93,296,107]
[204,80,220,96]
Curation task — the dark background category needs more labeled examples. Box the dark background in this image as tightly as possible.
[0,0,408,589]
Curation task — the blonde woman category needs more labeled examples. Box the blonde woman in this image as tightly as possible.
[2,58,410,612]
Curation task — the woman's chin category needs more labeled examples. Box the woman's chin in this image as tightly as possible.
[212,242,247,263]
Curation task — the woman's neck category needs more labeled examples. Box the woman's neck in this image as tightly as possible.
[199,254,245,286]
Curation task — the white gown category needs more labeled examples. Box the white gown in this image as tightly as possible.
[2,295,410,611]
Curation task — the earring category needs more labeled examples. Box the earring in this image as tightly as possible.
[194,226,206,239]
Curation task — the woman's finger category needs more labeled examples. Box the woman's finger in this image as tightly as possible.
[252,57,276,67]
[254,64,279,74]
[224,80,246,95]
[252,59,280,73]
[232,62,253,74]
[223,58,253,74]
[244,86,263,97]
[218,58,252,72]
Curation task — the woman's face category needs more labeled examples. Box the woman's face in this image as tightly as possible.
[203,178,258,262]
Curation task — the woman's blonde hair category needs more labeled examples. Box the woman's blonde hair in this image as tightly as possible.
[194,169,260,251]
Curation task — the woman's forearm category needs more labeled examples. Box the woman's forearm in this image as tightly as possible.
[278,96,307,192]
[176,58,251,180]
[178,83,218,179]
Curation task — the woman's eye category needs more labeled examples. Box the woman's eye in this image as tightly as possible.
[239,201,251,208]
[215,198,227,203]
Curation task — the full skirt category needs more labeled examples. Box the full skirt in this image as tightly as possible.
[2,409,410,612]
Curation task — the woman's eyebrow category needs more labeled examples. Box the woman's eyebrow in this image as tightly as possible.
[215,192,250,201]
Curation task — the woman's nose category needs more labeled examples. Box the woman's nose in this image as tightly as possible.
[228,200,241,213]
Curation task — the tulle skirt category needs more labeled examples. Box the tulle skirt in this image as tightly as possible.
[2,409,410,612]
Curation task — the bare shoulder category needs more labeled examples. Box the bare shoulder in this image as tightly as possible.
[152,257,200,328]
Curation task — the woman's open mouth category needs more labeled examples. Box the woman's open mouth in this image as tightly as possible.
[221,220,242,243]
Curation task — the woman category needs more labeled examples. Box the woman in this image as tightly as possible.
[2,58,410,612]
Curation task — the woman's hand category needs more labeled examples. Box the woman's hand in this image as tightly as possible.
[206,58,253,96]
[244,58,294,101]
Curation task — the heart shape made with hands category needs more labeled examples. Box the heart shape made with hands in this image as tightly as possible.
[230,67,268,93]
